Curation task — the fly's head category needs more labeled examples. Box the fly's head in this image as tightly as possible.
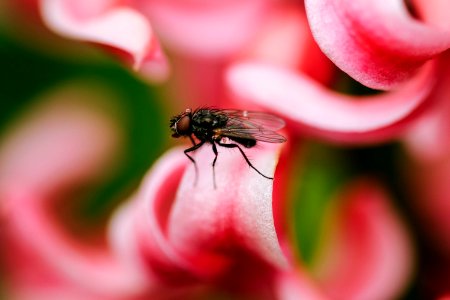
[170,108,192,138]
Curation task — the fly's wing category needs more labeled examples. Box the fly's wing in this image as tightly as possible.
[217,112,286,143]
[220,110,286,131]
[219,127,286,143]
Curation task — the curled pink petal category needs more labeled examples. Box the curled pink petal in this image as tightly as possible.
[167,143,288,271]
[40,0,169,81]
[227,61,436,143]
[313,180,413,300]
[112,142,287,286]
[110,148,197,285]
[305,0,450,89]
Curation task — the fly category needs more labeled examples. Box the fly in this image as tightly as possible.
[170,108,286,188]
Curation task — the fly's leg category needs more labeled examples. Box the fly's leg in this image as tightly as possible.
[189,135,197,147]
[184,139,205,186]
[216,141,273,180]
[211,143,219,189]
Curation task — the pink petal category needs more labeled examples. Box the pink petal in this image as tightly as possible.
[167,142,288,270]
[110,148,196,285]
[413,0,450,30]
[235,5,310,68]
[404,53,450,162]
[408,156,450,255]
[275,270,328,300]
[402,55,450,258]
[227,61,436,143]
[237,5,335,84]
[313,180,413,300]
[404,57,450,254]
[113,142,287,286]
[305,0,450,89]
[402,55,450,263]
[4,190,150,298]
[134,0,274,57]
[40,0,169,82]
[111,147,244,290]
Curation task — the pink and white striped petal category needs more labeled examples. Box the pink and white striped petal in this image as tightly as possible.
[305,0,450,90]
[117,143,287,284]
[40,0,169,81]
[166,143,287,272]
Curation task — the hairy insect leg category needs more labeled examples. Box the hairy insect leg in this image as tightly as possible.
[216,141,273,180]
[211,143,219,189]
[184,139,205,186]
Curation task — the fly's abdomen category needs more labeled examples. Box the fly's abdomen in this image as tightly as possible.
[228,136,257,148]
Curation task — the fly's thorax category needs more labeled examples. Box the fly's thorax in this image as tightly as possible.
[192,110,228,129]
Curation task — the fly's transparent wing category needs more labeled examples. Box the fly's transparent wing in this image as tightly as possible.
[220,110,286,131]
[218,127,286,143]
[200,108,286,143]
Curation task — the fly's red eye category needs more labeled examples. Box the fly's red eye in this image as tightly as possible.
[176,115,191,134]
